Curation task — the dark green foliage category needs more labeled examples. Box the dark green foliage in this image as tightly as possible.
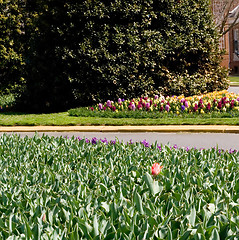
[19,1,75,112]
[0,0,25,93]
[64,0,229,103]
[1,0,229,112]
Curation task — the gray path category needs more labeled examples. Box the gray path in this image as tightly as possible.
[1,132,238,150]
[228,86,239,93]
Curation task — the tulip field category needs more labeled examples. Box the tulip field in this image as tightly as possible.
[0,134,238,239]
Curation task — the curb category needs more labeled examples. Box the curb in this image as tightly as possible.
[0,125,239,133]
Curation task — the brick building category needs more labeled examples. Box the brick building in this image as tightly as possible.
[212,0,239,73]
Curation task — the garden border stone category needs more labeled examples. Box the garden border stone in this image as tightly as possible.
[0,125,239,133]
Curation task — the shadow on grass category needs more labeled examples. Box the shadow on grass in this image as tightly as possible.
[0,111,30,116]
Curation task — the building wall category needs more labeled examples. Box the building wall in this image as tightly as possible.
[212,0,239,71]
[229,27,239,73]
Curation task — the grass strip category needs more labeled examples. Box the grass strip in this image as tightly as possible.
[1,112,239,125]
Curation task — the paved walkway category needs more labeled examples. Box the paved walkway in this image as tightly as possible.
[0,125,239,133]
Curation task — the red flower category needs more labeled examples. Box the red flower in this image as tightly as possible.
[207,103,211,110]
[42,213,46,222]
[151,163,163,176]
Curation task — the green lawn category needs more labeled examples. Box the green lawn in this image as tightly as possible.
[1,111,239,126]
[229,75,239,85]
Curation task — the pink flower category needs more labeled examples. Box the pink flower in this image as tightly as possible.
[118,98,122,104]
[107,100,111,107]
[146,102,150,109]
[154,95,159,99]
[165,104,170,112]
[98,103,103,110]
[42,214,46,222]
[151,163,163,176]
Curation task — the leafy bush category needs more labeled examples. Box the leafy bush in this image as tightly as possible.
[0,0,26,93]
[17,0,228,112]
[0,134,238,239]
[65,0,229,104]
[0,93,16,110]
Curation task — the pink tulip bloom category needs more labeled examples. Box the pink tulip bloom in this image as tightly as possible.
[151,163,163,176]
[98,103,103,110]
[184,101,189,108]
[165,104,170,112]
[106,100,111,107]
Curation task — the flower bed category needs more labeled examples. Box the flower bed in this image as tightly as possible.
[0,134,238,239]
[93,90,239,114]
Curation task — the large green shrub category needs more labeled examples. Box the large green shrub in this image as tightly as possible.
[5,0,229,111]
[17,1,75,112]
[0,0,26,94]
[65,0,229,104]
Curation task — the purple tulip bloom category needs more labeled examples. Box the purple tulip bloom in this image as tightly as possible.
[91,137,98,145]
[141,139,150,148]
[128,139,134,145]
[157,144,162,151]
[184,101,189,108]
[181,105,185,111]
[110,140,116,145]
[100,138,108,144]
[107,100,111,107]
[165,104,170,112]
[99,103,103,110]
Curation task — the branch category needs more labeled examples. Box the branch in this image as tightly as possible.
[219,0,235,34]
